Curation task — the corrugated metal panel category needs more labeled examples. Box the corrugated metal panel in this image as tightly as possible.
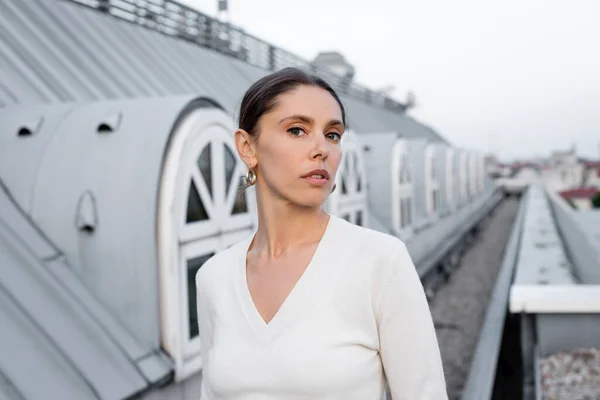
[572,210,600,267]
[0,104,77,213]
[0,1,104,102]
[0,0,447,143]
[548,190,600,284]
[0,16,63,105]
[0,368,26,400]
[0,281,98,400]
[0,180,58,260]
[0,183,171,400]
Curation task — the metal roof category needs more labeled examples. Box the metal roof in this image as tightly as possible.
[545,188,600,284]
[0,0,446,143]
[0,181,172,400]
[558,206,600,284]
[572,210,600,263]
[513,183,577,285]
[0,95,212,353]
[0,1,488,398]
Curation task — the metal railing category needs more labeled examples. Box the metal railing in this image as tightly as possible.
[64,0,407,112]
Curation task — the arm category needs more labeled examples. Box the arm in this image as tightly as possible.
[377,243,448,400]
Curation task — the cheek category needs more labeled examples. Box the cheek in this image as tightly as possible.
[259,139,301,179]
[330,147,343,173]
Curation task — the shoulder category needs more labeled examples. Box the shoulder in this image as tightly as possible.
[336,212,418,288]
[194,235,250,293]
[330,216,418,309]
[332,215,411,268]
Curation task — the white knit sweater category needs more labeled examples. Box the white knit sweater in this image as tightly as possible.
[195,215,448,399]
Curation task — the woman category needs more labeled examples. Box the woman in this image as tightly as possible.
[195,67,448,399]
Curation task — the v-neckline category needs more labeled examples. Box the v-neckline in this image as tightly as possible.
[237,215,337,339]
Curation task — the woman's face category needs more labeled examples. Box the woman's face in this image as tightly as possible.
[242,84,345,208]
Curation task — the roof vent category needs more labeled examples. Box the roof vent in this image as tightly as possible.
[18,117,44,137]
[97,112,122,134]
[76,191,98,233]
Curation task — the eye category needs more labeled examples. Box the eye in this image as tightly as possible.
[326,132,342,142]
[287,127,306,136]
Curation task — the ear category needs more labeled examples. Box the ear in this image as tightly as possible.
[234,129,257,169]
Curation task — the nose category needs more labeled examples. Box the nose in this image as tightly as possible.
[309,131,330,160]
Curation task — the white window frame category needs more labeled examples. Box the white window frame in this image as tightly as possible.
[177,125,252,243]
[425,145,440,217]
[328,135,368,226]
[157,107,255,382]
[468,151,477,198]
[392,140,414,238]
[445,147,455,209]
[459,151,468,204]
[340,206,367,226]
[477,154,485,193]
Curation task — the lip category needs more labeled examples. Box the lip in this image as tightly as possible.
[302,169,330,187]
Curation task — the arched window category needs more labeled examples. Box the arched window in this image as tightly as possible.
[445,147,455,209]
[468,151,477,198]
[328,133,368,226]
[392,140,414,236]
[425,144,440,216]
[459,150,469,204]
[158,108,254,380]
[478,154,485,193]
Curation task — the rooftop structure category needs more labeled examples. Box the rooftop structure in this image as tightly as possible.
[8,1,596,400]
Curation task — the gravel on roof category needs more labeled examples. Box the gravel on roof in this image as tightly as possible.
[429,197,520,400]
[540,347,600,400]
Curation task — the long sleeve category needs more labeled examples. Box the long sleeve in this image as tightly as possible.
[377,243,448,400]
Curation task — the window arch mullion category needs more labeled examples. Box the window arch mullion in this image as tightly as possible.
[190,167,215,220]
[211,138,226,215]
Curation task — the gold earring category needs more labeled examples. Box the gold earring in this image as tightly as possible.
[245,167,257,186]
[331,183,337,193]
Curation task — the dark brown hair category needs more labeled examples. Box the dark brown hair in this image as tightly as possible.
[238,67,346,137]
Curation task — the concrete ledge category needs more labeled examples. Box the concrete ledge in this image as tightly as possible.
[510,285,600,313]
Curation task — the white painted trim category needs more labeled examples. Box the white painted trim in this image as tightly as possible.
[510,284,600,313]
[424,144,440,216]
[179,237,220,355]
[468,151,477,198]
[391,139,414,238]
[157,107,254,382]
[329,133,368,226]
[178,354,203,381]
[459,151,468,204]
[477,154,485,193]
[445,147,455,208]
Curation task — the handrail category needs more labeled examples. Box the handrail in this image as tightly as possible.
[460,186,529,400]
[63,0,407,113]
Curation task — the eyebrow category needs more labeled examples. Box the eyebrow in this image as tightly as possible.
[279,114,344,129]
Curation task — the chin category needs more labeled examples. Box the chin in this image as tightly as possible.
[292,190,329,208]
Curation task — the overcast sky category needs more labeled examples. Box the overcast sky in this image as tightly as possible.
[180,0,600,161]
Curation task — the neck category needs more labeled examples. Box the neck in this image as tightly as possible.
[251,184,330,259]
